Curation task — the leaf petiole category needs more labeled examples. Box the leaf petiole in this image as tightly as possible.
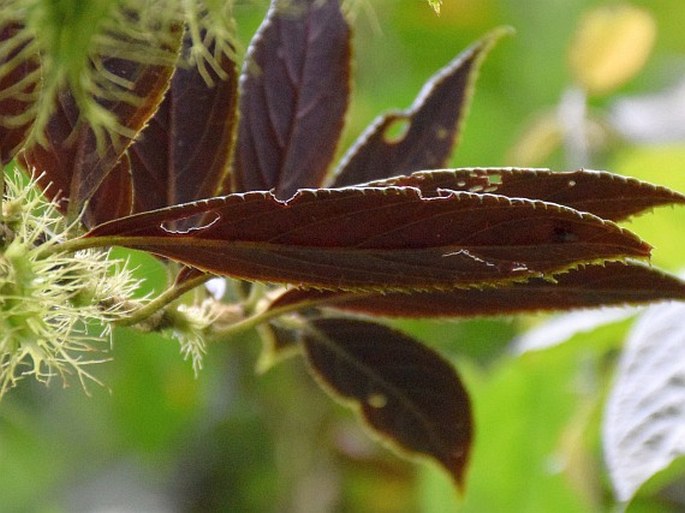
[115,272,211,328]
[209,289,339,343]
[35,234,125,258]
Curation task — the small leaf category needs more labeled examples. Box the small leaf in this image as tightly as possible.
[232,0,351,198]
[0,19,40,165]
[85,187,650,291]
[302,317,472,487]
[364,168,685,222]
[331,29,508,187]
[604,302,685,502]
[19,24,182,217]
[268,262,685,317]
[129,30,238,215]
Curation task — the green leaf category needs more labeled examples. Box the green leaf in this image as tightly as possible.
[84,187,650,291]
[364,167,685,221]
[232,0,351,198]
[302,317,472,487]
[331,29,509,187]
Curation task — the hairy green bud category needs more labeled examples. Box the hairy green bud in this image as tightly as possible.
[0,171,139,397]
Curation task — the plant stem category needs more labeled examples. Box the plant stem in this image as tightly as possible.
[35,234,124,258]
[209,290,362,343]
[116,272,211,327]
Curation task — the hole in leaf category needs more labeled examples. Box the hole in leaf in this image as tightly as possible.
[382,117,411,144]
[488,173,503,185]
[160,212,221,234]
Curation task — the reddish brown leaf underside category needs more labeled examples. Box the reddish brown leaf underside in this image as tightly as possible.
[0,21,40,166]
[331,29,507,188]
[83,153,132,227]
[85,187,650,291]
[19,26,181,217]
[232,0,351,198]
[366,168,685,222]
[269,262,685,318]
[129,32,238,215]
[302,317,472,487]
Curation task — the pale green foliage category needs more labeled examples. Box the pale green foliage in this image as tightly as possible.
[427,0,442,15]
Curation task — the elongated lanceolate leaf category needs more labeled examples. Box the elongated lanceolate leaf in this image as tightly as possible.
[604,302,685,502]
[19,23,181,217]
[331,29,508,187]
[268,262,685,318]
[365,168,685,221]
[85,187,650,291]
[302,318,472,487]
[232,0,351,198]
[129,32,238,215]
[0,20,40,165]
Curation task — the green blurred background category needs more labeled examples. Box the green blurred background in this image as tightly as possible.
[3,0,685,511]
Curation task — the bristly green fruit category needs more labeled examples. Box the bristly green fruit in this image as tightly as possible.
[0,170,139,396]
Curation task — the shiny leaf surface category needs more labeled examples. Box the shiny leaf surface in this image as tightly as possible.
[85,187,650,291]
[302,317,472,486]
[232,0,351,198]
[604,302,685,502]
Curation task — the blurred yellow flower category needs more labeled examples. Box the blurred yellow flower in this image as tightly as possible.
[568,4,656,95]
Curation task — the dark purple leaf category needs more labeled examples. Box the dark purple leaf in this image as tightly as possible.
[83,153,132,227]
[232,0,351,198]
[268,262,685,318]
[85,187,650,291]
[0,20,40,166]
[302,318,472,487]
[331,29,507,187]
[19,26,181,217]
[365,168,685,222]
[129,32,238,215]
